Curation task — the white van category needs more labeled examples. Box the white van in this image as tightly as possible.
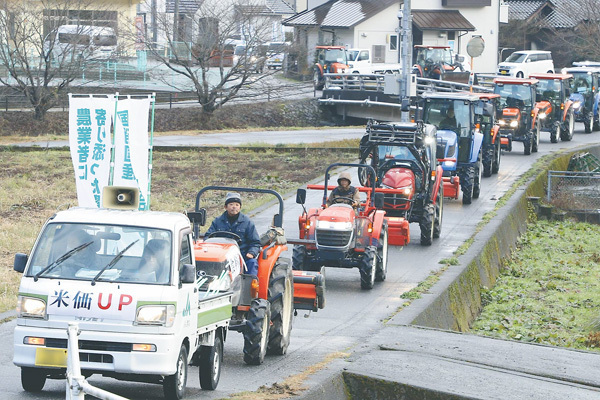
[47,25,117,61]
[497,50,554,78]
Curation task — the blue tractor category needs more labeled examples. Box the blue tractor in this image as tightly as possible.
[421,92,494,205]
[562,66,600,133]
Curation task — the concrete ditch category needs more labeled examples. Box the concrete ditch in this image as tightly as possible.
[299,144,600,400]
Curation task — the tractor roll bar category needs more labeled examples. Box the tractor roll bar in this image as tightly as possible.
[194,186,284,238]
[324,163,377,207]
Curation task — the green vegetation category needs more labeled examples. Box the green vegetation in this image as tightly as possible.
[0,146,357,314]
[471,219,600,351]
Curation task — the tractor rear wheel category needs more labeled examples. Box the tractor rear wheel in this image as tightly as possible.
[585,111,593,133]
[375,225,388,282]
[433,184,443,239]
[492,139,501,174]
[243,298,271,365]
[460,167,474,205]
[473,155,482,199]
[531,124,540,153]
[359,246,377,290]
[560,112,574,141]
[550,121,560,143]
[199,331,223,390]
[420,204,435,246]
[292,245,306,270]
[267,260,294,355]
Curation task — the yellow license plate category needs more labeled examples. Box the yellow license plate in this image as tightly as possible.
[35,347,67,367]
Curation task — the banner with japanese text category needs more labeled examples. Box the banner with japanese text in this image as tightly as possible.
[68,95,115,208]
[113,98,152,210]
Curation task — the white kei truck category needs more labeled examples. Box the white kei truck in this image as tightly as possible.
[12,196,232,400]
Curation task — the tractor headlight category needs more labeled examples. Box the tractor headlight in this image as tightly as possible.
[399,186,412,195]
[316,220,353,230]
[135,305,175,327]
[17,296,46,319]
[538,112,547,119]
[509,120,519,128]
[499,119,507,126]
[572,101,582,109]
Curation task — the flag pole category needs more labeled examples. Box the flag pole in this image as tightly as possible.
[146,93,156,210]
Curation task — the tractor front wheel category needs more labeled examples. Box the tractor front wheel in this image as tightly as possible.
[593,113,600,131]
[420,204,435,246]
[243,298,271,365]
[359,246,377,290]
[531,124,540,153]
[585,111,593,133]
[482,144,493,177]
[313,69,323,90]
[292,245,306,270]
[375,224,388,282]
[433,184,444,239]
[551,121,560,143]
[460,167,474,205]
[267,260,294,355]
[473,155,483,199]
[560,112,574,141]
[492,139,501,174]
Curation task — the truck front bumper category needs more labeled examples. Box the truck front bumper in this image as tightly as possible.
[13,325,180,376]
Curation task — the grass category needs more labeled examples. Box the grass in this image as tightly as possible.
[471,219,600,351]
[0,147,357,314]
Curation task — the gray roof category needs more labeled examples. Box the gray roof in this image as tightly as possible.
[283,0,398,28]
[166,0,202,14]
[505,0,587,28]
[412,10,475,32]
[166,0,294,15]
[266,0,296,14]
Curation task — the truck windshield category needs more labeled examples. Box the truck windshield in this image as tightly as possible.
[26,223,172,284]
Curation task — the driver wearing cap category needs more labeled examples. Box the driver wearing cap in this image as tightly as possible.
[326,172,361,208]
[205,192,261,275]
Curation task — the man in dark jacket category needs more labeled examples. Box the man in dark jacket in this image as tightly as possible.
[205,192,261,275]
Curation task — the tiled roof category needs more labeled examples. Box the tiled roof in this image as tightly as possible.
[267,0,296,14]
[166,0,202,14]
[506,0,546,20]
[412,10,475,31]
[283,0,398,28]
[505,0,588,28]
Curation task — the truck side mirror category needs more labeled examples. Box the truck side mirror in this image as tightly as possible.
[296,188,306,205]
[14,253,27,273]
[374,192,384,209]
[180,264,196,284]
[187,209,207,226]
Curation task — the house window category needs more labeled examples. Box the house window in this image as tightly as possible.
[389,35,398,51]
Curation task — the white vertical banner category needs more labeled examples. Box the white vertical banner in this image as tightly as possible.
[113,97,152,210]
[69,95,115,208]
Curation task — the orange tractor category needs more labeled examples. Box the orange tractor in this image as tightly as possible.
[412,45,471,83]
[529,73,576,143]
[291,163,395,290]
[313,45,349,90]
[190,186,324,366]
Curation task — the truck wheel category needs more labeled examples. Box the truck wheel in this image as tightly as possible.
[243,298,271,365]
[292,245,306,270]
[433,184,443,239]
[492,139,501,174]
[531,124,540,153]
[267,260,294,355]
[585,111,593,133]
[375,225,388,282]
[460,167,474,205]
[482,145,493,177]
[21,367,46,392]
[199,332,223,390]
[163,344,188,400]
[473,155,482,199]
[359,246,377,290]
[420,204,434,246]
[551,121,560,143]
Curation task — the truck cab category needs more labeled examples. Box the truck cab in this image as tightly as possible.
[13,206,231,398]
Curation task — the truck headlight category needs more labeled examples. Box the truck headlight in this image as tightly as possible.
[17,296,46,319]
[510,120,519,128]
[135,305,175,327]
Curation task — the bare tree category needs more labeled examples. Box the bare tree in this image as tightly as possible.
[0,0,114,120]
[134,0,290,115]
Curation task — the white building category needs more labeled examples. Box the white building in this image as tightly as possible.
[284,0,508,74]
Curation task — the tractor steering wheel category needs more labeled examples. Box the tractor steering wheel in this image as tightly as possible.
[206,231,242,244]
[331,196,357,207]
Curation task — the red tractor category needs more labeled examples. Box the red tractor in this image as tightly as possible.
[313,45,349,90]
[358,121,444,244]
[291,163,391,290]
[190,186,325,366]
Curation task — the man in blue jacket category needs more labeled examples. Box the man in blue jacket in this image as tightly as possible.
[205,192,261,275]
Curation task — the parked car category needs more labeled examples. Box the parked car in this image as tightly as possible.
[265,42,289,70]
[497,50,554,78]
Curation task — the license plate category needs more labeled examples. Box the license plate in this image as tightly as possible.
[35,348,67,367]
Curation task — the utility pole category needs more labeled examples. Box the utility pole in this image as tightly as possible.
[173,0,180,42]
[399,0,412,122]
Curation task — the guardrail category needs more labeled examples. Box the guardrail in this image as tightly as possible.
[66,322,128,400]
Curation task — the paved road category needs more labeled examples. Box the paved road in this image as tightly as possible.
[1,124,599,399]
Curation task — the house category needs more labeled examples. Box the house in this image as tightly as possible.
[283,0,508,74]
